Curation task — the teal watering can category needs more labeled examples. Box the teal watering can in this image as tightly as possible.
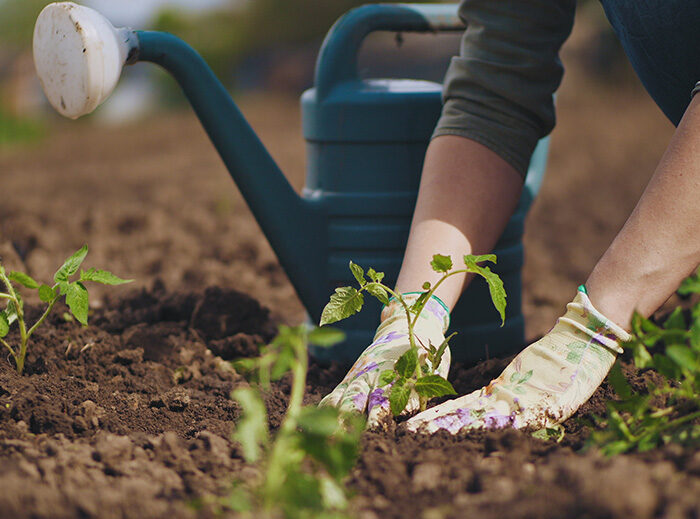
[33,2,549,365]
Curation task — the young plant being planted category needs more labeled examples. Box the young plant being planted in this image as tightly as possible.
[0,245,132,374]
[320,253,506,416]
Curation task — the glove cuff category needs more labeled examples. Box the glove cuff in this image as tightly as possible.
[557,286,630,354]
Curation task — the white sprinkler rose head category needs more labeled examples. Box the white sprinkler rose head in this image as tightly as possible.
[33,2,137,119]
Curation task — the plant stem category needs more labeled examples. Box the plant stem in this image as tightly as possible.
[26,297,57,339]
[0,271,28,374]
[262,331,309,509]
[0,337,17,365]
[0,293,12,300]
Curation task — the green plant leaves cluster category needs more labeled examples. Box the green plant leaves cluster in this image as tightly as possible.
[0,245,132,374]
[230,325,364,518]
[588,270,700,454]
[319,253,507,417]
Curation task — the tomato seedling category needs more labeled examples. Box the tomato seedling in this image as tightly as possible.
[0,245,132,374]
[320,253,506,415]
[227,325,364,517]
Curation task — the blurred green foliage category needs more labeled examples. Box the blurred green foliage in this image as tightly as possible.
[0,108,45,148]
[0,0,54,51]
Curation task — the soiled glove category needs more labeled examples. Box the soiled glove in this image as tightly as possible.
[406,286,630,434]
[319,293,450,428]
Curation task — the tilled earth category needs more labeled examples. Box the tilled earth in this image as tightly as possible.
[1,12,698,519]
[0,287,698,519]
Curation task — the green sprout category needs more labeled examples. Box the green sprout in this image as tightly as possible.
[226,325,364,518]
[587,269,700,454]
[0,245,132,374]
[320,253,506,416]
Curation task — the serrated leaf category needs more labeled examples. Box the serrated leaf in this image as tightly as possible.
[232,388,268,463]
[80,268,132,285]
[430,254,452,273]
[349,261,366,286]
[464,260,506,326]
[65,282,89,325]
[365,283,389,305]
[414,374,456,398]
[8,271,38,289]
[54,245,88,283]
[38,284,56,303]
[666,345,698,371]
[395,347,418,379]
[0,312,9,338]
[320,287,364,326]
[308,326,345,347]
[378,369,397,387]
[389,379,411,416]
[367,268,384,284]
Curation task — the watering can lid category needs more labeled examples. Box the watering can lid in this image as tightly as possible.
[302,78,443,143]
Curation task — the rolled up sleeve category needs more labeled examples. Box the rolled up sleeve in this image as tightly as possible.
[433,0,576,177]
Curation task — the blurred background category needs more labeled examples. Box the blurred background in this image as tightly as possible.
[0,0,675,341]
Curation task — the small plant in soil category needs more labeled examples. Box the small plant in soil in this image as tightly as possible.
[0,245,132,374]
[588,270,700,454]
[225,325,364,518]
[320,254,506,415]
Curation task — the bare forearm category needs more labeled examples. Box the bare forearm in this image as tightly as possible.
[395,135,523,310]
[587,95,700,327]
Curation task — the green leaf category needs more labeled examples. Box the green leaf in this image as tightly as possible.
[378,369,397,387]
[367,268,384,284]
[389,379,411,416]
[631,342,653,369]
[464,259,506,326]
[320,287,364,326]
[232,388,268,463]
[0,312,9,338]
[690,321,700,350]
[54,245,88,283]
[8,271,38,289]
[663,307,686,330]
[464,253,497,266]
[349,261,366,286]
[678,269,700,295]
[414,375,456,398]
[308,326,346,347]
[666,345,698,372]
[653,353,680,380]
[395,347,418,379]
[80,268,132,285]
[409,291,430,315]
[38,284,56,303]
[365,283,389,305]
[433,332,456,370]
[65,282,89,325]
[518,369,534,384]
[430,254,452,273]
[607,361,632,399]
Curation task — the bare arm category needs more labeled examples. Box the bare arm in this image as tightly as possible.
[395,135,523,310]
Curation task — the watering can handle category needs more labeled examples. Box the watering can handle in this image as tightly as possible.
[315,3,464,97]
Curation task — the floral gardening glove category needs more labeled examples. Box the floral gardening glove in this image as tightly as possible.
[319,293,450,428]
[406,286,630,434]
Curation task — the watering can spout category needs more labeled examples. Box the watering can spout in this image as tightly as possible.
[33,3,324,313]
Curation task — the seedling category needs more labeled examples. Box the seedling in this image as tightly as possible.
[320,254,506,415]
[587,269,700,454]
[0,245,132,374]
[226,325,364,517]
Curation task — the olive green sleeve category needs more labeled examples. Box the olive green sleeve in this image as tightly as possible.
[433,0,576,177]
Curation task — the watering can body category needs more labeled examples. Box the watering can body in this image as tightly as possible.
[33,3,549,366]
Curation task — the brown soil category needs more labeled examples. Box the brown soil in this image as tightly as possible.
[0,8,697,519]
